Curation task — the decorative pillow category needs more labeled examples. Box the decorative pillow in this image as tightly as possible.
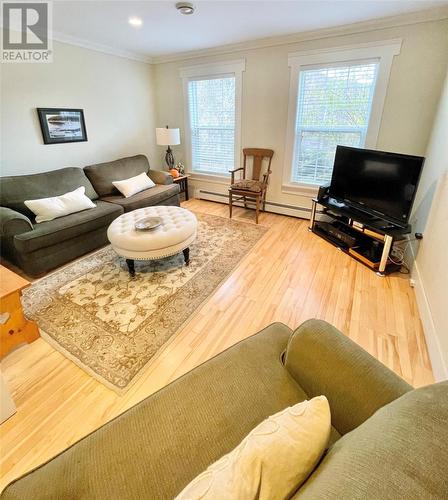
[24,186,96,223]
[112,172,155,198]
[175,396,331,500]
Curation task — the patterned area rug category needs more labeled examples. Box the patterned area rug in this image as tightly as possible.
[23,213,267,394]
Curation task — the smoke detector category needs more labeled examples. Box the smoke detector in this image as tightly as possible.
[176,2,195,15]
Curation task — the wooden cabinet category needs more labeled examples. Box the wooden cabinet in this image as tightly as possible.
[0,266,39,358]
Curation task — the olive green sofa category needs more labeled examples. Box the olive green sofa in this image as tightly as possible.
[0,155,179,276]
[2,320,447,499]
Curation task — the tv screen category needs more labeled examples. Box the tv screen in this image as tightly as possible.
[329,146,424,227]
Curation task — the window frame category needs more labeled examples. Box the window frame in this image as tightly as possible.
[180,59,246,180]
[283,40,402,196]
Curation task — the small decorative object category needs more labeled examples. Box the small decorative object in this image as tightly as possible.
[37,108,87,144]
[134,217,162,231]
[156,126,181,169]
[176,162,185,175]
[169,168,180,178]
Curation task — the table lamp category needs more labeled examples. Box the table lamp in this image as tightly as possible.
[156,126,181,169]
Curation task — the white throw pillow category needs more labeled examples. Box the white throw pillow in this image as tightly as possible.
[112,172,155,198]
[175,396,331,500]
[24,186,96,223]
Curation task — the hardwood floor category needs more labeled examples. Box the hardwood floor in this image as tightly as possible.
[0,199,433,491]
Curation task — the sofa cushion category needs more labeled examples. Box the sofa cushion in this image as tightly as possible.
[84,155,151,197]
[0,323,322,500]
[0,168,98,219]
[295,382,448,499]
[13,201,123,254]
[101,183,180,212]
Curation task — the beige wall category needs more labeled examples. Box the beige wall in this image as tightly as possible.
[154,19,448,214]
[1,18,447,205]
[0,39,157,175]
[413,71,448,381]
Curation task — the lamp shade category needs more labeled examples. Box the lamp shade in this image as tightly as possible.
[156,127,180,146]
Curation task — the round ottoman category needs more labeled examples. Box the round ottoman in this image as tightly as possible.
[107,206,197,276]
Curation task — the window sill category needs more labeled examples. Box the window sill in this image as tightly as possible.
[188,171,231,185]
[282,183,319,197]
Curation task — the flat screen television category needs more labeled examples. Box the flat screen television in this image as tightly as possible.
[328,146,425,228]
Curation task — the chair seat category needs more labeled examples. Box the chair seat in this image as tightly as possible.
[230,179,263,193]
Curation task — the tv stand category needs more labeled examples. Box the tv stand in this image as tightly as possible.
[309,196,411,276]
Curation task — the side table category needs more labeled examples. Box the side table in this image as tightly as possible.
[0,265,40,358]
[172,175,191,201]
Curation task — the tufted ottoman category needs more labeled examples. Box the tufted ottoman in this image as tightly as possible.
[107,206,197,276]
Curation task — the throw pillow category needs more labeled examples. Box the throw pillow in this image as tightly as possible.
[24,186,96,223]
[112,172,155,198]
[175,396,331,500]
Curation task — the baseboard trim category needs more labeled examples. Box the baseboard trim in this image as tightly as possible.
[412,261,448,381]
[195,189,322,219]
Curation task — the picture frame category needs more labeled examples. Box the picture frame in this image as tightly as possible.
[37,108,88,144]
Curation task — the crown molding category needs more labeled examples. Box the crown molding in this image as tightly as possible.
[44,6,448,66]
[179,58,246,78]
[151,6,448,64]
[287,38,402,65]
[51,31,153,64]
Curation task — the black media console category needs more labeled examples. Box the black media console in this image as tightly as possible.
[309,195,411,276]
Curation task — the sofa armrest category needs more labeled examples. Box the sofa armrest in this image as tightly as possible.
[0,207,33,236]
[284,319,412,435]
[147,170,173,185]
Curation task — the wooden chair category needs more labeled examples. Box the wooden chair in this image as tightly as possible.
[229,148,274,224]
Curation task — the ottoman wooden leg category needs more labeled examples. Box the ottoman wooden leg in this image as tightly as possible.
[183,248,190,266]
[126,259,136,277]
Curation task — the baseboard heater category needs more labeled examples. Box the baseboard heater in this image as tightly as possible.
[195,189,324,220]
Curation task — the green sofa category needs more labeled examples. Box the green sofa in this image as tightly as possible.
[2,320,447,499]
[0,155,179,276]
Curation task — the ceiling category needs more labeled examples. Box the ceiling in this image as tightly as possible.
[52,1,448,60]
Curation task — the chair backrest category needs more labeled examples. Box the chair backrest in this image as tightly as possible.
[243,148,274,181]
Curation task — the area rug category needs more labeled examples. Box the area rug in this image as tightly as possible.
[22,213,267,394]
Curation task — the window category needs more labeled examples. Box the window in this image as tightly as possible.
[181,59,245,177]
[293,62,378,185]
[284,40,401,192]
[188,76,236,175]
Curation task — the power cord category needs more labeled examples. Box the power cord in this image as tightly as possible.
[389,233,422,274]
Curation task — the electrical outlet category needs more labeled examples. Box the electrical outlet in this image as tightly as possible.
[409,278,416,288]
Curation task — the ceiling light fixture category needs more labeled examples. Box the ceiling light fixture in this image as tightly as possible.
[128,17,143,27]
[176,2,195,15]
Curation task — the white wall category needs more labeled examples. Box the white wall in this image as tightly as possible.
[0,39,157,175]
[413,71,448,381]
[154,19,448,216]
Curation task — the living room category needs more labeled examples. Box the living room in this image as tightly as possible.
[0,1,447,498]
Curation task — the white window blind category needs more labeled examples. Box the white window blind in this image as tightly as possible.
[188,76,236,175]
[292,61,379,185]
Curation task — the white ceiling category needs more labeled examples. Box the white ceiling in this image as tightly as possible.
[52,1,448,60]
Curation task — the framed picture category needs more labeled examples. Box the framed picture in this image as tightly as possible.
[37,108,88,144]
